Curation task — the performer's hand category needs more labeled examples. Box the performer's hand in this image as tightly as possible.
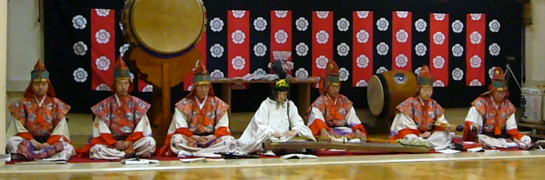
[320,129,330,141]
[419,132,432,138]
[273,132,282,138]
[114,141,126,150]
[285,131,298,138]
[197,136,208,144]
[123,141,133,149]
[354,130,366,139]
[41,143,51,149]
[30,139,42,149]
[204,136,217,143]
[446,125,456,132]
[124,146,135,158]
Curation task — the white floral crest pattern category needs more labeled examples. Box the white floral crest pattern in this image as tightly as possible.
[232,10,246,18]
[470,13,482,21]
[72,15,87,29]
[275,11,288,18]
[433,80,445,87]
[433,56,446,69]
[452,20,464,33]
[337,18,350,32]
[470,31,482,44]
[95,9,110,17]
[356,30,370,44]
[376,67,389,74]
[210,18,224,32]
[357,11,370,19]
[253,43,267,57]
[396,29,409,43]
[415,43,427,56]
[489,19,500,33]
[210,44,224,58]
[296,42,309,56]
[469,55,482,68]
[434,13,446,21]
[396,11,409,18]
[275,30,288,44]
[488,67,496,79]
[119,44,130,57]
[469,79,482,86]
[231,56,246,70]
[339,68,349,81]
[414,67,422,75]
[489,43,501,56]
[452,44,464,57]
[296,68,309,79]
[452,68,464,81]
[433,32,445,45]
[142,85,153,92]
[73,41,88,56]
[337,43,350,56]
[356,80,369,87]
[316,55,329,69]
[316,30,329,44]
[376,42,389,56]
[395,54,409,68]
[96,83,111,91]
[253,17,267,31]
[95,29,111,44]
[73,68,88,83]
[377,18,389,31]
[211,69,225,78]
[296,17,308,31]
[231,30,246,44]
[316,11,329,19]
[415,19,427,32]
[95,56,111,71]
[356,54,370,68]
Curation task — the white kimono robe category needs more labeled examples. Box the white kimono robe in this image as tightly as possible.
[237,98,316,153]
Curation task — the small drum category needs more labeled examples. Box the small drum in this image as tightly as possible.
[122,0,206,55]
[367,70,417,118]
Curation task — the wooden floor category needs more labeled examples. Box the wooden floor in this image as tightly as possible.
[0,158,543,179]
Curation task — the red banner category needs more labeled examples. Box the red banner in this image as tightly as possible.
[429,13,449,87]
[228,10,250,89]
[352,11,374,87]
[391,11,412,71]
[91,8,116,91]
[312,11,334,80]
[466,13,486,86]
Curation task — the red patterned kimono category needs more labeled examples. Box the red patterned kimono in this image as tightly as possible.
[464,96,525,141]
[307,94,368,140]
[159,96,236,157]
[389,96,453,148]
[6,95,75,160]
[78,95,156,159]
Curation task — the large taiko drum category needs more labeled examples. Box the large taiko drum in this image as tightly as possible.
[367,70,417,118]
[122,0,206,55]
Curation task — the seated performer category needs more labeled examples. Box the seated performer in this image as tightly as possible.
[159,61,237,157]
[463,67,532,148]
[6,60,76,160]
[237,77,316,155]
[389,65,455,149]
[79,57,156,159]
[307,60,369,142]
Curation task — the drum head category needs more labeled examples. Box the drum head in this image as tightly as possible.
[368,75,384,116]
[131,0,205,54]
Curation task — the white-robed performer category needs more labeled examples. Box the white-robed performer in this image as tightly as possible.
[237,78,316,156]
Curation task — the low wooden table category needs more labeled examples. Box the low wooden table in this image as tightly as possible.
[211,77,320,117]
